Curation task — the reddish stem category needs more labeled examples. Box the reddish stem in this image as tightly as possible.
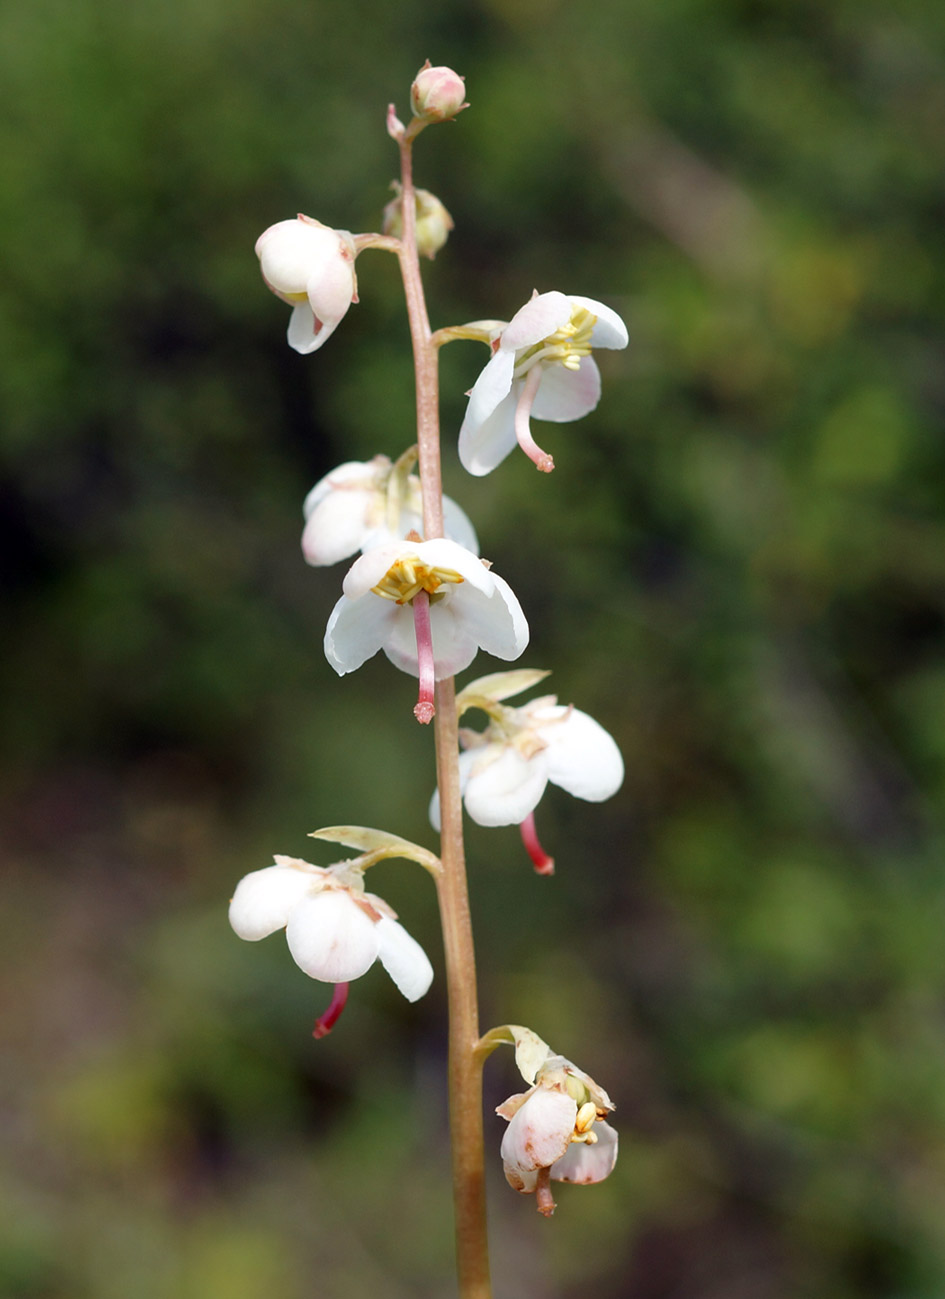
[412,590,436,724]
[520,811,555,875]
[312,982,350,1038]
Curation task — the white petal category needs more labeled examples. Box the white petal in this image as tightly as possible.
[531,356,601,423]
[303,460,382,519]
[302,488,376,566]
[501,1089,576,1183]
[428,749,478,831]
[256,220,341,295]
[416,539,494,592]
[305,257,355,333]
[287,301,324,355]
[458,388,519,477]
[463,746,549,826]
[342,543,414,599]
[568,295,629,349]
[383,593,478,678]
[451,573,529,662]
[375,916,434,1001]
[441,494,479,554]
[535,706,625,801]
[228,862,320,940]
[551,1120,618,1185]
[461,349,516,432]
[501,292,572,352]
[284,889,379,982]
[324,592,398,675]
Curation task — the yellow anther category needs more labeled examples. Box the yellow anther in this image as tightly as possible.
[514,305,597,378]
[575,1101,598,1134]
[371,557,465,605]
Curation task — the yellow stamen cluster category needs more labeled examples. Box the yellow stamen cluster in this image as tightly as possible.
[570,1100,608,1146]
[515,306,597,376]
[372,556,465,605]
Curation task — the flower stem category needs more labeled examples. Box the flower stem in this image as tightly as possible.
[396,135,492,1299]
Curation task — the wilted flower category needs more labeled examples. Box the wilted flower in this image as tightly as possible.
[255,215,358,354]
[496,1036,618,1217]
[324,540,528,724]
[458,291,628,476]
[229,854,433,1036]
[429,670,623,873]
[302,452,476,567]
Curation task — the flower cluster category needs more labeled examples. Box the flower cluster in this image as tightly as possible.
[243,63,630,1235]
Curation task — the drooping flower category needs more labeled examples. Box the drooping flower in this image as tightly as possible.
[324,540,528,724]
[301,451,477,567]
[229,854,433,1036]
[458,291,628,476]
[255,215,359,354]
[429,670,623,873]
[494,1030,618,1217]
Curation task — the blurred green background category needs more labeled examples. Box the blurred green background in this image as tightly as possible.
[3,0,945,1295]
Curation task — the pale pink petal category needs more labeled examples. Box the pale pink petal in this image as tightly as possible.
[462,746,549,826]
[228,862,319,941]
[375,916,434,1001]
[568,295,629,350]
[501,292,572,352]
[551,1120,618,1184]
[500,1089,577,1187]
[303,461,382,519]
[324,592,399,675]
[458,388,519,476]
[285,889,379,982]
[531,356,602,422]
[287,301,324,354]
[535,706,625,802]
[465,348,516,420]
[305,256,356,334]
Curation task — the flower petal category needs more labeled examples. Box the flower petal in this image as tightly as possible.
[500,1088,577,1188]
[302,488,377,566]
[462,349,516,430]
[568,295,629,350]
[534,705,625,802]
[341,542,415,599]
[551,1120,618,1185]
[228,862,320,940]
[375,916,434,1001]
[256,219,340,295]
[324,592,398,675]
[383,594,478,678]
[501,292,572,352]
[285,889,379,982]
[462,746,549,826]
[458,388,519,476]
[428,749,478,831]
[287,301,324,354]
[531,356,601,423]
[452,573,530,662]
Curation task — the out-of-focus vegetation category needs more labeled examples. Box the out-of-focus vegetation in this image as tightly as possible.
[2,0,945,1295]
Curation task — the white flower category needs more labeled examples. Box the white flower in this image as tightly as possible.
[458,290,628,476]
[302,454,477,567]
[429,671,623,871]
[229,856,433,1033]
[255,215,358,354]
[324,540,528,722]
[497,1052,618,1216]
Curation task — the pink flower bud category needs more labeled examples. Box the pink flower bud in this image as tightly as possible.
[410,61,467,122]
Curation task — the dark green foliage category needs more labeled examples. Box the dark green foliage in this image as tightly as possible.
[2,0,945,1294]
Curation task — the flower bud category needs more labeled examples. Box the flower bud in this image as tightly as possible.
[383,184,454,260]
[410,61,467,123]
[255,215,358,354]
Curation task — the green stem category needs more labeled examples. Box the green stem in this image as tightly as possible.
[395,135,492,1299]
